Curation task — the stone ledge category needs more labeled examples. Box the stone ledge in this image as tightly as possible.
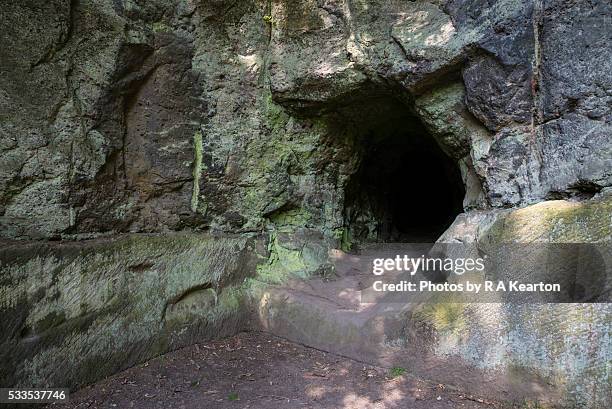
[0,233,268,390]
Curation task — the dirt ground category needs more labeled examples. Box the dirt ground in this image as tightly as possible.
[48,331,509,409]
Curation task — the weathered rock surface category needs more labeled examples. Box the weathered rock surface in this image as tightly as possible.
[255,195,612,408]
[0,233,267,389]
[1,0,610,240]
[1,1,610,407]
[431,194,612,408]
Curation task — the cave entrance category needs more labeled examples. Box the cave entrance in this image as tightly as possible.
[342,98,465,243]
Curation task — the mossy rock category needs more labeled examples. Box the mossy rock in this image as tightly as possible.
[0,233,267,390]
[483,195,612,243]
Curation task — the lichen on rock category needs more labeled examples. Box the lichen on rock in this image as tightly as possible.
[0,0,610,407]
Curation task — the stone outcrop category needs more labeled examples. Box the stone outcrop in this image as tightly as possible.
[1,0,610,407]
[254,195,611,408]
[0,233,267,389]
[1,0,610,241]
[430,194,612,407]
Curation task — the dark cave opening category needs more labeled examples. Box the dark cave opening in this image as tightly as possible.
[343,100,465,243]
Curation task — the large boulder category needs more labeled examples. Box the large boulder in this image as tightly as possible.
[421,194,612,408]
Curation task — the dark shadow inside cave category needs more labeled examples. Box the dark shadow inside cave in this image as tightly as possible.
[342,98,465,243]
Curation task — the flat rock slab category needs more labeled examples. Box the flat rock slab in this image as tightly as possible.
[254,244,427,358]
[48,331,497,409]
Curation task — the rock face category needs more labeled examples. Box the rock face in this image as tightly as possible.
[1,0,610,241]
[1,0,610,407]
[432,195,612,407]
[253,195,611,409]
[0,233,267,389]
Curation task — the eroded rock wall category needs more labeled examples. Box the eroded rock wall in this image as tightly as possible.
[2,0,610,241]
[0,233,267,389]
[0,0,349,241]
[429,194,612,407]
[1,0,610,404]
